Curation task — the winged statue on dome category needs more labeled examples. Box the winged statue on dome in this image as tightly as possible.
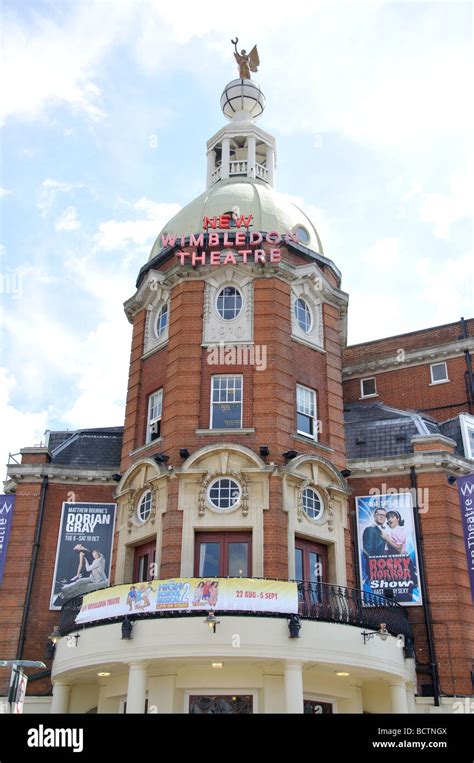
[231,37,260,79]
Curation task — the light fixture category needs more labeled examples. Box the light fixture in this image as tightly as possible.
[447,475,457,485]
[259,445,270,458]
[341,469,352,478]
[204,612,220,633]
[288,614,301,638]
[282,450,298,461]
[46,625,61,659]
[361,622,389,645]
[98,672,111,677]
[112,473,122,482]
[336,672,350,677]
[212,663,223,669]
[154,453,169,464]
[121,617,134,640]
[179,448,190,459]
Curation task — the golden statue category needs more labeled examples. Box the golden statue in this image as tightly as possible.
[231,37,260,79]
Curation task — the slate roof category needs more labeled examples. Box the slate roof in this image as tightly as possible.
[344,402,447,460]
[47,427,123,469]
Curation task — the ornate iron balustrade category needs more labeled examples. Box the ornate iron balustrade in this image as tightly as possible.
[58,580,413,648]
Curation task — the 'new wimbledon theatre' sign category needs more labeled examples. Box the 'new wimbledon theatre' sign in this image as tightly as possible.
[161,213,302,266]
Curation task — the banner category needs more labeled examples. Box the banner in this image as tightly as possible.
[75,577,298,624]
[50,502,116,610]
[456,473,474,603]
[8,666,28,714]
[0,494,15,583]
[356,492,422,606]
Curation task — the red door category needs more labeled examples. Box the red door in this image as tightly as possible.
[133,540,156,582]
[194,532,252,577]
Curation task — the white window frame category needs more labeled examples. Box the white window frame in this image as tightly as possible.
[146,389,163,443]
[207,477,242,511]
[302,486,324,521]
[296,384,318,440]
[136,491,152,524]
[210,375,243,430]
[215,285,244,322]
[430,362,449,385]
[360,376,377,398]
[294,297,313,334]
[460,413,474,459]
[154,301,169,339]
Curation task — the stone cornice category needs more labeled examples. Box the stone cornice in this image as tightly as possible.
[6,463,119,485]
[347,450,472,477]
[342,337,474,379]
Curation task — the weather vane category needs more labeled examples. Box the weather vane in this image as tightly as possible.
[231,37,260,79]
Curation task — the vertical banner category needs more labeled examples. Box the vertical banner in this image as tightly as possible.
[456,473,474,603]
[0,494,16,583]
[50,502,116,610]
[356,492,422,606]
[8,666,28,714]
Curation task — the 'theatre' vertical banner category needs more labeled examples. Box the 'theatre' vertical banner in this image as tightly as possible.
[0,494,16,583]
[356,492,422,606]
[49,502,116,610]
[456,473,474,603]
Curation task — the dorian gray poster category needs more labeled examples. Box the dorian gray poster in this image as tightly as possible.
[49,502,116,610]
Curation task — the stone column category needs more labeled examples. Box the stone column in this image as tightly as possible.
[266,146,275,186]
[406,682,417,714]
[50,681,71,714]
[221,138,230,179]
[207,148,216,187]
[247,135,256,178]
[97,680,117,714]
[284,660,304,714]
[389,681,409,713]
[126,662,147,714]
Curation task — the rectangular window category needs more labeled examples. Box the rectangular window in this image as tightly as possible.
[430,362,449,384]
[210,375,243,429]
[147,389,163,443]
[360,377,377,397]
[296,384,317,439]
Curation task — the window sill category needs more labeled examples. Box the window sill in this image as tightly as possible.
[359,394,379,400]
[429,379,450,386]
[129,439,163,457]
[195,428,255,435]
[291,335,326,354]
[293,433,334,452]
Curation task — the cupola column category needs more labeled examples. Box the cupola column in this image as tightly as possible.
[207,148,216,187]
[221,137,230,179]
[267,145,275,186]
[247,134,256,179]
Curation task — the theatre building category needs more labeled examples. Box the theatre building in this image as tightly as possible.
[1,69,473,715]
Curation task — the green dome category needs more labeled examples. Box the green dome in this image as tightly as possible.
[148,178,323,261]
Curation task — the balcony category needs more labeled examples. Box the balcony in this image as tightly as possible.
[210,161,269,185]
[58,581,414,649]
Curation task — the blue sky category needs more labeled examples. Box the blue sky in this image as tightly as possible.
[0,0,472,472]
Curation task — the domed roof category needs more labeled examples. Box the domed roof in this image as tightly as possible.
[148,178,323,261]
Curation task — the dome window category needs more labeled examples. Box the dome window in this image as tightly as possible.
[208,478,241,510]
[136,491,152,524]
[216,286,243,320]
[155,302,169,338]
[293,225,310,245]
[295,298,312,334]
[302,487,323,521]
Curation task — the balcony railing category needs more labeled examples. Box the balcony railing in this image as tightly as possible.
[58,581,414,647]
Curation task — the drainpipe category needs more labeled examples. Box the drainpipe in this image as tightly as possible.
[16,475,49,660]
[460,316,473,415]
[410,466,440,706]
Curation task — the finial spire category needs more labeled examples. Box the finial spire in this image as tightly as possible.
[231,37,260,79]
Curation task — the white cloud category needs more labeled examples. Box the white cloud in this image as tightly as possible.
[37,178,79,217]
[0,368,50,476]
[361,238,401,267]
[419,169,473,240]
[94,200,181,251]
[56,206,81,231]
[0,188,11,198]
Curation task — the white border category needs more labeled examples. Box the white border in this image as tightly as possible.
[49,501,117,611]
